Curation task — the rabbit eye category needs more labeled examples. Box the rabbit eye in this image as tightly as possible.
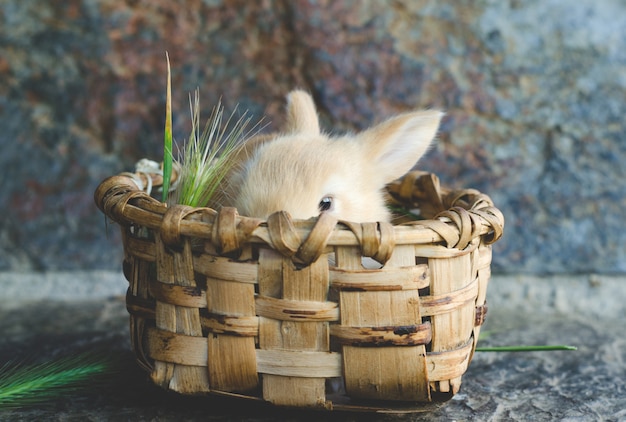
[318,196,334,212]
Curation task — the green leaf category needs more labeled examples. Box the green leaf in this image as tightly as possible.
[162,52,173,204]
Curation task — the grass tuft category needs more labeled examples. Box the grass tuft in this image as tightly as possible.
[168,90,259,208]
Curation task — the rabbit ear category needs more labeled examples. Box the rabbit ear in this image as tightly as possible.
[284,90,320,135]
[360,110,443,183]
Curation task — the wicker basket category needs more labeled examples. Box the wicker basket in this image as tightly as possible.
[94,168,504,412]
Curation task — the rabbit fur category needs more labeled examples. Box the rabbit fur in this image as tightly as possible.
[222,90,443,223]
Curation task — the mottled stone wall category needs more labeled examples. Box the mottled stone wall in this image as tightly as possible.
[1,0,624,273]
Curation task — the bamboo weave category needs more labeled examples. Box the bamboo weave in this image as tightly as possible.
[95,170,504,412]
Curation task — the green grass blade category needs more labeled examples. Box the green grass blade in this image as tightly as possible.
[476,331,577,352]
[162,52,173,203]
[476,345,578,352]
[0,354,112,409]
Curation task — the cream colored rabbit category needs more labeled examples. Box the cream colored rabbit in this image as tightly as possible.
[223,90,442,223]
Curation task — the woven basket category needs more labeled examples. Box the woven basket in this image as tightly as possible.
[94,168,504,412]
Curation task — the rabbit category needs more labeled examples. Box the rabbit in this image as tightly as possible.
[222,90,443,223]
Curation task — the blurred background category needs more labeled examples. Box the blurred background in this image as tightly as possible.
[1,0,624,275]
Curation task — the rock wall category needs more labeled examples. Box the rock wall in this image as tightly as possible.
[1,0,624,273]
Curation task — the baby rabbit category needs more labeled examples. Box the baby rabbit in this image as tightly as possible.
[223,90,442,223]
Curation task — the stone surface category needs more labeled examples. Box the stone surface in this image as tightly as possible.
[1,272,624,420]
[1,1,625,273]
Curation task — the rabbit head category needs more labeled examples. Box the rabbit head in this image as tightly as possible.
[225,90,442,222]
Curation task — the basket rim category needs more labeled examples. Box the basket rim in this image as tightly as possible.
[95,169,504,265]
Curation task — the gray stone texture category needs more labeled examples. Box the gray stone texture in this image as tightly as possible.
[1,0,624,273]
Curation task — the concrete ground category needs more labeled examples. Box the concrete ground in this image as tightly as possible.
[0,272,624,421]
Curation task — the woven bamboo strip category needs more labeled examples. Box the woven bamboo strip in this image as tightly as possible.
[125,290,155,320]
[330,322,431,346]
[428,251,475,394]
[255,295,339,322]
[201,313,259,337]
[258,248,293,404]
[329,264,429,291]
[193,255,258,283]
[258,248,330,407]
[256,350,342,378]
[122,227,153,372]
[124,233,156,262]
[419,276,479,316]
[206,269,258,392]
[412,237,480,259]
[148,327,207,366]
[338,244,430,402]
[152,236,209,393]
[425,338,474,381]
[472,244,492,354]
[151,237,180,389]
[149,281,206,308]
[144,325,390,379]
